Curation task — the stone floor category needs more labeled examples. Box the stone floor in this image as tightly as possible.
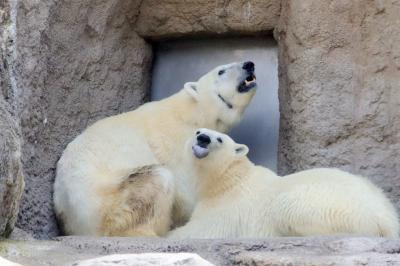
[1,236,400,266]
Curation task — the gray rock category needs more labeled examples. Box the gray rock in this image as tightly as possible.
[72,253,214,266]
[9,227,35,241]
[0,98,24,238]
[1,236,400,266]
[235,252,400,266]
[275,0,400,211]
[0,0,24,239]
[135,0,281,39]
[8,0,152,238]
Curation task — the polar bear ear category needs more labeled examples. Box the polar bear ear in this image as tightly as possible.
[184,82,199,101]
[235,144,249,156]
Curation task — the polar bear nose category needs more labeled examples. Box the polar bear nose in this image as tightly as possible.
[242,61,255,73]
[197,134,211,147]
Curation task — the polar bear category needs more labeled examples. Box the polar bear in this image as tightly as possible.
[53,62,257,236]
[169,128,399,238]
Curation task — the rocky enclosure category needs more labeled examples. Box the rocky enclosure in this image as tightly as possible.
[0,0,399,239]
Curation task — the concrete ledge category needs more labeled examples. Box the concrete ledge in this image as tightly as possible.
[1,236,400,265]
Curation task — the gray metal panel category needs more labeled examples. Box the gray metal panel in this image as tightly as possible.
[151,38,279,172]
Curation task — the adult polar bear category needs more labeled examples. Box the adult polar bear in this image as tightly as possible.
[169,128,399,238]
[54,62,257,236]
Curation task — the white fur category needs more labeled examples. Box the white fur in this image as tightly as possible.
[169,129,399,238]
[54,63,256,236]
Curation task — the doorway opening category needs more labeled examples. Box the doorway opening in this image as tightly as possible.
[151,37,279,171]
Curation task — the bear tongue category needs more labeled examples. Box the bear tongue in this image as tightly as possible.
[192,145,209,159]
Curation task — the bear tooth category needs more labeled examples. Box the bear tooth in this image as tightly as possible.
[245,79,255,85]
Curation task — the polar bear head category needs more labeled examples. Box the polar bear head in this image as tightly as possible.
[184,62,257,132]
[186,128,250,193]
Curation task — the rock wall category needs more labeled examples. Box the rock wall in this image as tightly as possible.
[135,0,280,39]
[2,0,152,238]
[0,99,24,238]
[0,0,24,238]
[276,0,400,207]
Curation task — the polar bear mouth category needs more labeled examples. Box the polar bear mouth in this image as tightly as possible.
[192,145,209,159]
[238,74,257,93]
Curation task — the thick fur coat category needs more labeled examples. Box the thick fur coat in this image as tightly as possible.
[169,129,399,238]
[54,62,257,236]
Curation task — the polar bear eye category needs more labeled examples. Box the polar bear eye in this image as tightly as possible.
[217,137,223,143]
[196,131,200,135]
[218,70,225,76]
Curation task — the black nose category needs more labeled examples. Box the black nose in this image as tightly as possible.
[242,61,255,72]
[197,134,211,147]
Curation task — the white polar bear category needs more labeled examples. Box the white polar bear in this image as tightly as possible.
[169,128,399,238]
[54,62,257,236]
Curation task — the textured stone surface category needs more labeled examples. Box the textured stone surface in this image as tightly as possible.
[8,228,34,241]
[135,0,281,39]
[0,0,24,238]
[236,252,400,266]
[1,236,400,266]
[276,0,400,209]
[8,0,152,238]
[73,253,214,266]
[0,99,24,238]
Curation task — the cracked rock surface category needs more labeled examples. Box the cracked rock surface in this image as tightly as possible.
[1,236,400,266]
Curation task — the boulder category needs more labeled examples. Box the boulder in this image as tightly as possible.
[72,253,214,266]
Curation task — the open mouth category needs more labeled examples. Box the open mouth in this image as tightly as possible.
[238,74,257,93]
[192,144,209,159]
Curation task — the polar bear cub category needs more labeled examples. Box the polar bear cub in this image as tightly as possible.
[54,62,257,236]
[169,128,399,238]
